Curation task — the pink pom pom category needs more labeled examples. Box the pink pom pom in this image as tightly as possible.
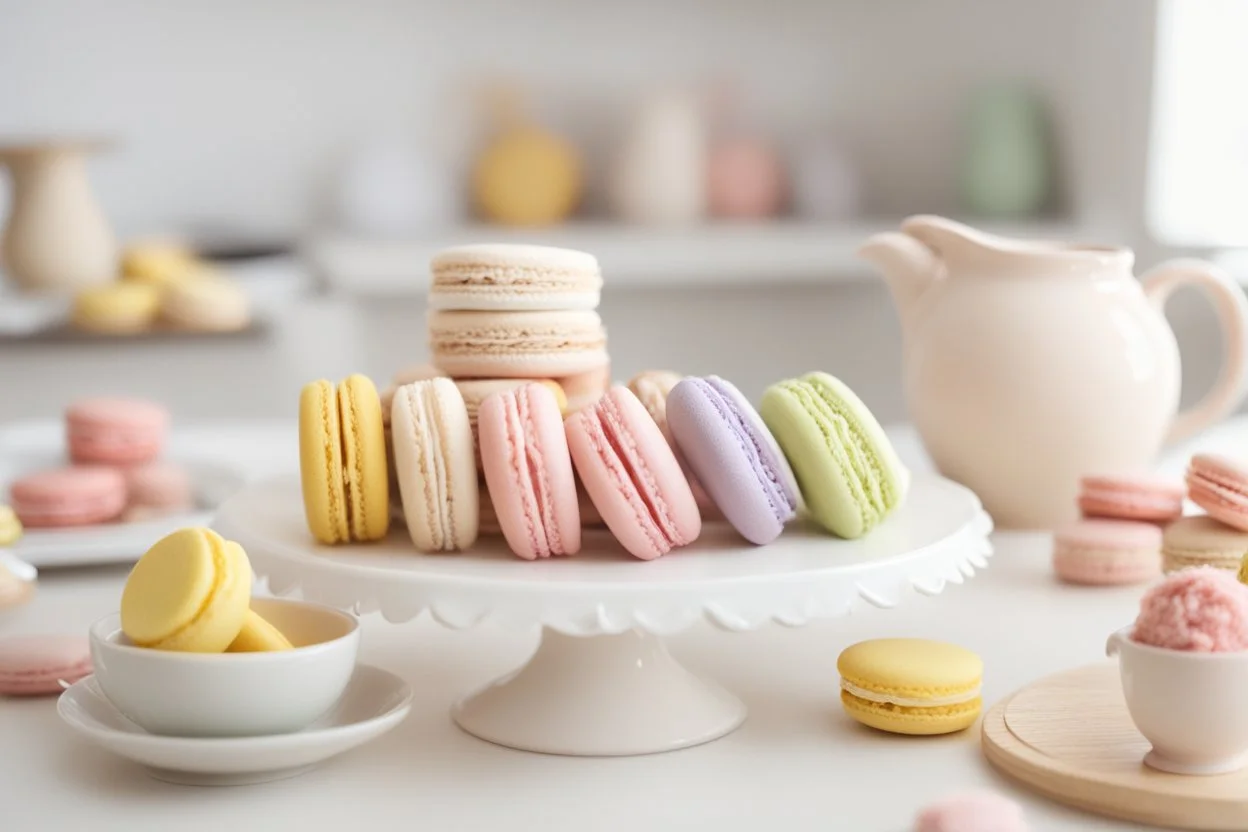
[914,791,1029,832]
[1133,566,1248,652]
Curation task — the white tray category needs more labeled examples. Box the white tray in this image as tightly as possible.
[215,473,992,757]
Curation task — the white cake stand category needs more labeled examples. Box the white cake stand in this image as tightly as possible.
[214,474,992,757]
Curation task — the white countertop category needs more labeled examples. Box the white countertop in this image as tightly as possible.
[2,421,1231,832]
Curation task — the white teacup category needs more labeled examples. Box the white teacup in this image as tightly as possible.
[1107,625,1248,775]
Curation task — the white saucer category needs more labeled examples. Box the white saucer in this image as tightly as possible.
[57,664,411,786]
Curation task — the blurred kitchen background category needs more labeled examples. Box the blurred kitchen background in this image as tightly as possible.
[1,0,1244,426]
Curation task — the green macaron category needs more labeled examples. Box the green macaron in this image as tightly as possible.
[759,372,909,539]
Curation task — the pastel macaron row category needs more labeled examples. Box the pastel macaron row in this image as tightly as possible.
[299,369,911,560]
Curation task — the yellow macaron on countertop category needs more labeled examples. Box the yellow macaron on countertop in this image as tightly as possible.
[120,527,291,653]
[837,638,983,736]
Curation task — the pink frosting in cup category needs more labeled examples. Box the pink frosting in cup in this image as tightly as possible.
[1133,566,1248,652]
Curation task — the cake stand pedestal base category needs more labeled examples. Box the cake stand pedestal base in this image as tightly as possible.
[452,628,746,757]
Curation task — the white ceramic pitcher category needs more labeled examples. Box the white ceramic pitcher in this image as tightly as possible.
[859,215,1248,529]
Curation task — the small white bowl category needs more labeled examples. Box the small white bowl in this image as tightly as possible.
[89,597,360,738]
[1107,625,1248,775]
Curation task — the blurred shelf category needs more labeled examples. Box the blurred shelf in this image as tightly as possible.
[304,218,1094,297]
[0,320,271,347]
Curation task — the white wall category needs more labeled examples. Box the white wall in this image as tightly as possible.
[7,0,1226,431]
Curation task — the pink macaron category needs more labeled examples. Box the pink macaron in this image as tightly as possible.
[10,466,127,528]
[478,383,581,560]
[0,634,92,696]
[66,397,169,466]
[123,461,193,520]
[1052,518,1162,586]
[1186,454,1248,532]
[566,386,701,560]
[1078,473,1184,523]
[914,791,1029,832]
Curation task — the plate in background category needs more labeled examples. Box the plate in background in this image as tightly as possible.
[0,421,247,569]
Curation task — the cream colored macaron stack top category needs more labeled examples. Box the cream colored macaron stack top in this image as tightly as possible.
[383,245,613,536]
[426,244,610,404]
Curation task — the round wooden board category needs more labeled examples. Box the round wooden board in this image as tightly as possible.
[983,662,1248,830]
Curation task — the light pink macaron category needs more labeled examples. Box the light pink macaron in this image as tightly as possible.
[1052,518,1162,586]
[914,791,1029,832]
[0,634,92,696]
[566,386,701,560]
[1186,454,1248,532]
[66,397,170,466]
[478,383,581,560]
[10,466,127,528]
[124,461,193,516]
[1078,473,1184,523]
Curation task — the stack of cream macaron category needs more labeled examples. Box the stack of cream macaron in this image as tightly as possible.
[380,245,612,533]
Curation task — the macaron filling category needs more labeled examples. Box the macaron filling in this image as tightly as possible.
[839,678,982,709]
[777,378,898,528]
[690,376,797,524]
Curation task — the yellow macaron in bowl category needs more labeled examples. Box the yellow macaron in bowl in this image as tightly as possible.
[91,527,361,736]
[837,638,983,736]
[92,595,359,737]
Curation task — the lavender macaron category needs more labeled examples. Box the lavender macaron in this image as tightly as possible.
[666,376,798,544]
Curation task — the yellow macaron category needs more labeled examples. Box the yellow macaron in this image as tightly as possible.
[227,609,294,652]
[72,282,162,334]
[299,374,390,545]
[0,505,22,547]
[121,527,253,653]
[121,240,198,287]
[837,638,983,735]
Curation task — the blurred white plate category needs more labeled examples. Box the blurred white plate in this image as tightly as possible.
[0,421,247,569]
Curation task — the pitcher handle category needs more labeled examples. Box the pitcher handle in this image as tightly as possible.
[1142,259,1248,445]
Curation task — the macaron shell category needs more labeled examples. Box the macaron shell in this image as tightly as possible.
[667,376,796,544]
[1162,514,1248,572]
[479,384,581,559]
[566,386,700,560]
[0,505,22,546]
[338,374,390,542]
[10,466,127,528]
[1078,473,1185,522]
[0,635,92,696]
[761,373,907,539]
[392,379,479,552]
[120,528,252,652]
[227,609,294,652]
[1052,518,1161,585]
[66,397,168,465]
[430,244,602,311]
[299,380,350,544]
[429,309,608,378]
[1187,454,1248,531]
[125,462,193,511]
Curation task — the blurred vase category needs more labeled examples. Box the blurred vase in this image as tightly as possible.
[335,141,460,236]
[607,90,705,225]
[0,141,117,293]
[959,83,1051,218]
[790,138,860,221]
[706,137,786,219]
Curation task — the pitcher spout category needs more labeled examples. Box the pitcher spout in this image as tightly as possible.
[857,231,941,326]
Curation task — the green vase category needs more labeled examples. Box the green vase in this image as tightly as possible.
[959,84,1051,218]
